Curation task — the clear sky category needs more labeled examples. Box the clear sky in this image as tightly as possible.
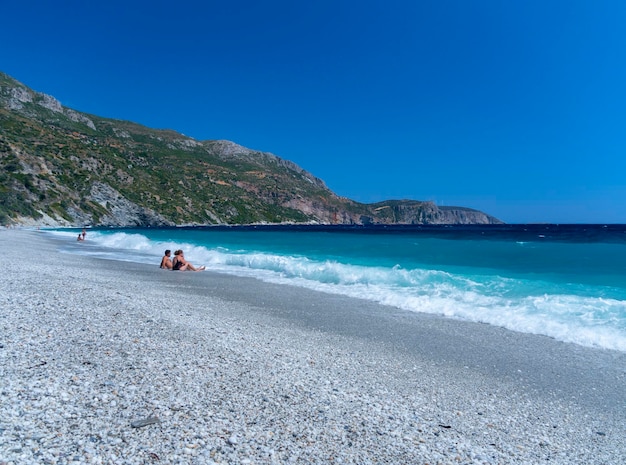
[2,1,625,223]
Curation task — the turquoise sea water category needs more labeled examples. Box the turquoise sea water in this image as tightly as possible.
[48,225,626,352]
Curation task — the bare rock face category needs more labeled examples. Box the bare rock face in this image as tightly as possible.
[412,203,500,225]
[362,201,501,225]
[7,87,33,109]
[437,206,499,224]
[88,183,173,226]
[65,109,97,130]
[205,140,253,157]
[38,93,63,113]
[204,140,328,190]
[1,74,97,130]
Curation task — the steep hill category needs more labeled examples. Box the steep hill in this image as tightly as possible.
[0,72,503,227]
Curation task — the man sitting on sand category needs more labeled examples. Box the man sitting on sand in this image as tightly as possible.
[160,250,173,269]
[172,249,205,272]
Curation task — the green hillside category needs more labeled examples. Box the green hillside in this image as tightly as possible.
[0,72,502,227]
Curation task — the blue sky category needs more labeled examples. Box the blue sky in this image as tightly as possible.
[2,1,625,223]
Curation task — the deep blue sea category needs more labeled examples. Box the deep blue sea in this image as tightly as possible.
[48,224,626,352]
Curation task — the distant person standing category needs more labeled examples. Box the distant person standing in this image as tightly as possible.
[81,228,87,240]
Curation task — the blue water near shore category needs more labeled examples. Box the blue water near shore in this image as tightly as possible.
[49,224,626,352]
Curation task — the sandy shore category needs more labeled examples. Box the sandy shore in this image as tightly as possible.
[1,229,624,464]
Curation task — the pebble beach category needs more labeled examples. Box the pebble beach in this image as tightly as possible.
[1,229,625,464]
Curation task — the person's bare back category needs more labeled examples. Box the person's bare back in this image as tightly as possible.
[160,250,173,269]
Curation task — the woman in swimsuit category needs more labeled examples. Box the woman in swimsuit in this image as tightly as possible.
[172,250,205,271]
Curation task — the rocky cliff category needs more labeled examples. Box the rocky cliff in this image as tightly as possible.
[0,71,503,227]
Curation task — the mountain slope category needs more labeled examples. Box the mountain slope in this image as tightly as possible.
[0,72,503,227]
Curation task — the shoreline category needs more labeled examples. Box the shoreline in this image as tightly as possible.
[1,229,625,464]
[43,225,626,354]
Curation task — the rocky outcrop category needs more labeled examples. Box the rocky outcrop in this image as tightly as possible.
[88,182,174,227]
[437,206,500,224]
[204,140,328,190]
[1,74,97,130]
[365,201,501,225]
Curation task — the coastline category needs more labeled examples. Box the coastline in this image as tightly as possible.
[1,229,624,464]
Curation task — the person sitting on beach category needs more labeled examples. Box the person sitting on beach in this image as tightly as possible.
[77,233,84,242]
[160,249,173,269]
[172,249,205,272]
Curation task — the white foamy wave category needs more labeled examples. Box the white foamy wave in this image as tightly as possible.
[285,278,626,352]
[201,248,626,351]
[49,229,626,352]
[51,230,220,266]
[93,231,154,251]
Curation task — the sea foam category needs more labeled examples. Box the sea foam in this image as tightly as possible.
[50,229,626,352]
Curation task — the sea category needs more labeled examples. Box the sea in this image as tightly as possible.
[46,224,626,353]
